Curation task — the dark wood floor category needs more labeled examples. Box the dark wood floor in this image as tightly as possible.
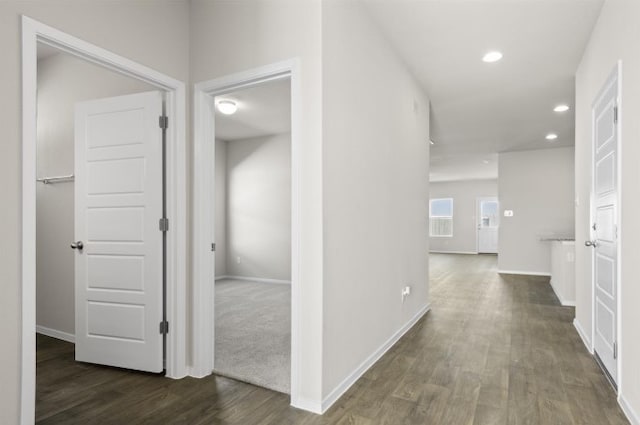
[36,254,629,424]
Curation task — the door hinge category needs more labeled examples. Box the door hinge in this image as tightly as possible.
[211,243,216,252]
[159,320,169,335]
[613,341,617,359]
[159,115,169,129]
[159,218,169,232]
[592,223,597,231]
[613,105,618,124]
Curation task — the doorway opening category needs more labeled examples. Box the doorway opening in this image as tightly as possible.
[192,60,302,405]
[212,79,292,393]
[22,17,187,424]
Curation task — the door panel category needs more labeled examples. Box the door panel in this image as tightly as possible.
[477,198,499,254]
[75,91,164,373]
[591,70,618,383]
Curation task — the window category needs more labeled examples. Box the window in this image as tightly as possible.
[430,198,453,237]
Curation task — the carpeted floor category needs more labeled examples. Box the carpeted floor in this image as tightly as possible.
[214,278,291,394]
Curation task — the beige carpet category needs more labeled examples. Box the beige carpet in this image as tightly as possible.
[214,278,291,394]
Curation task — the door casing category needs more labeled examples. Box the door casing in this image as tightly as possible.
[21,16,187,425]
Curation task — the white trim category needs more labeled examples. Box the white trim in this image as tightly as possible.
[291,397,323,415]
[550,282,576,306]
[574,318,593,354]
[320,304,431,414]
[619,394,640,425]
[216,276,292,285]
[21,16,187,424]
[192,60,303,405]
[429,250,478,255]
[497,270,551,277]
[36,326,75,344]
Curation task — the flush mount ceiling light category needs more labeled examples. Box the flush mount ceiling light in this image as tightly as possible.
[216,99,238,115]
[554,104,570,112]
[482,51,503,63]
[546,133,558,141]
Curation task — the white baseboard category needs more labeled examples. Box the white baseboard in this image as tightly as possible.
[497,269,551,277]
[550,283,575,306]
[429,250,477,255]
[573,318,593,354]
[36,325,75,343]
[216,275,291,285]
[290,396,322,415]
[620,394,640,425]
[320,303,431,413]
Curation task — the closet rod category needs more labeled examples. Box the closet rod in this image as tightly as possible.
[36,174,75,184]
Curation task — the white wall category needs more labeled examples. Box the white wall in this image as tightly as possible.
[576,1,640,422]
[215,139,227,277]
[36,52,153,337]
[498,147,575,275]
[190,0,324,405]
[429,179,498,254]
[224,134,292,281]
[322,1,430,401]
[0,3,190,422]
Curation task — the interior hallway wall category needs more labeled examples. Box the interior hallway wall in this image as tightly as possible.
[0,2,190,422]
[322,1,430,401]
[498,147,575,275]
[190,0,324,406]
[215,139,227,277]
[36,52,153,337]
[575,0,640,421]
[429,179,498,254]
[225,134,292,282]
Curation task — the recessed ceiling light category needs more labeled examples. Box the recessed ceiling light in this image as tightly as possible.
[482,51,503,63]
[554,104,570,112]
[217,99,238,115]
[546,133,558,141]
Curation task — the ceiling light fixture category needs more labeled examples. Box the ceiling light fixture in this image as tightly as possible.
[482,51,503,63]
[546,133,558,141]
[554,104,570,112]
[217,99,238,115]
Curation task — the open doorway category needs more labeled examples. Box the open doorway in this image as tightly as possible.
[212,79,292,393]
[35,42,168,419]
[22,17,187,423]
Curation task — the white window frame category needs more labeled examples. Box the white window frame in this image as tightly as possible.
[429,198,454,238]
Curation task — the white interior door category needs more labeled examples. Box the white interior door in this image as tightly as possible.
[477,197,499,254]
[74,91,164,372]
[590,69,619,384]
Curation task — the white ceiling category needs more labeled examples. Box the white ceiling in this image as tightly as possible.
[365,0,604,181]
[214,78,291,141]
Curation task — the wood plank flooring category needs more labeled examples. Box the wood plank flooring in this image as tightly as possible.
[36,253,629,424]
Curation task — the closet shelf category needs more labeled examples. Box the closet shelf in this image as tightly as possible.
[36,174,75,184]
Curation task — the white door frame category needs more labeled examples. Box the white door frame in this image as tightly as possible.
[476,196,499,254]
[21,16,188,424]
[192,60,301,404]
[589,61,623,389]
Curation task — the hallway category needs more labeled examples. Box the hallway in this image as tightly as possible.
[36,254,627,424]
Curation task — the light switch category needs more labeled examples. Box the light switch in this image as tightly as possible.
[504,210,514,217]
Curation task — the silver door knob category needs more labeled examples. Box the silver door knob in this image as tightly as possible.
[70,241,84,250]
[585,240,597,248]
